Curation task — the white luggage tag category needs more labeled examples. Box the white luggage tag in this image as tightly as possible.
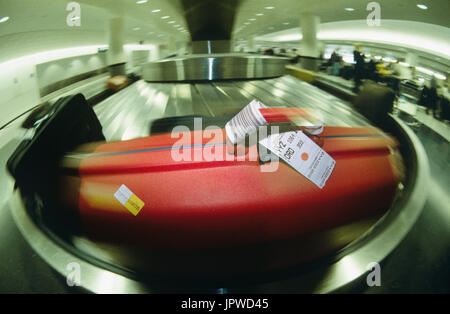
[259,130,335,189]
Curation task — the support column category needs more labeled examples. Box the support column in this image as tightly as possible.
[405,52,418,67]
[107,17,126,76]
[300,13,320,71]
[247,36,255,53]
[168,36,177,55]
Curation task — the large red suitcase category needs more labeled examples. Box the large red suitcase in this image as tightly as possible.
[64,125,402,251]
[9,94,404,277]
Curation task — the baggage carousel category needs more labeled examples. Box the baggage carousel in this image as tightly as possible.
[0,54,448,293]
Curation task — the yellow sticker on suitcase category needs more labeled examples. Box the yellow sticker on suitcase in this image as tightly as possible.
[114,184,145,216]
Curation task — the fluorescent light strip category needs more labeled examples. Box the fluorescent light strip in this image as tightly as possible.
[415,67,446,80]
[416,66,434,76]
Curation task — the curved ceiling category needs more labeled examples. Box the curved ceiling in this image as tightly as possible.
[0,0,449,63]
[255,20,450,60]
[233,0,450,37]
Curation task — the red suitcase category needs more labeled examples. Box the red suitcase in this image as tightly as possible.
[9,94,404,277]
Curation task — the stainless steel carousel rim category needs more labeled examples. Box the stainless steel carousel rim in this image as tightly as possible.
[9,114,429,293]
[142,54,289,82]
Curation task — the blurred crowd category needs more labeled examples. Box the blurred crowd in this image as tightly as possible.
[242,44,448,122]
[324,45,449,122]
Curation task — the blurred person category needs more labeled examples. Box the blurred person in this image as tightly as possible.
[421,82,438,117]
[329,50,340,76]
[430,75,438,89]
[439,83,450,122]
[367,58,378,81]
[353,44,365,92]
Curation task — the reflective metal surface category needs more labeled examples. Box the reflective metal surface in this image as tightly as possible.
[95,75,372,142]
[191,40,231,54]
[142,54,289,82]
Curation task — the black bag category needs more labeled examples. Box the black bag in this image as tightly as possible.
[353,81,395,125]
[7,94,105,203]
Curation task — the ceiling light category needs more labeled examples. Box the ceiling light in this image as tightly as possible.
[133,27,141,31]
[168,21,175,24]
[0,16,9,23]
[416,4,428,9]
[265,6,275,9]
[161,16,170,19]
[136,0,147,4]
[249,18,256,21]
[256,13,264,16]
[244,22,250,25]
[152,9,161,13]
[345,8,355,11]
[416,66,434,76]
[174,24,180,27]
[283,22,289,25]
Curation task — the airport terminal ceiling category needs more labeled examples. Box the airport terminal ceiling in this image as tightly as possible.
[0,0,449,298]
[0,0,449,61]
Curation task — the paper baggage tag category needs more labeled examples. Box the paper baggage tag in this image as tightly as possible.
[114,184,145,216]
[259,131,335,189]
[225,99,268,144]
[225,100,325,145]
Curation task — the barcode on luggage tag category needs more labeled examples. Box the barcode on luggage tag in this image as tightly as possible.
[225,100,268,144]
[114,184,145,216]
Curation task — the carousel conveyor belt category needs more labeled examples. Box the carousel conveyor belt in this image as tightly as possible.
[93,75,371,142]
[1,73,448,293]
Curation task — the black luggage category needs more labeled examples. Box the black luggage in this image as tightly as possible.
[7,94,105,207]
[353,81,395,125]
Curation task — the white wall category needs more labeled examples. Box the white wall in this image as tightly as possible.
[0,46,102,127]
[36,53,107,89]
[0,44,158,128]
[0,61,40,128]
